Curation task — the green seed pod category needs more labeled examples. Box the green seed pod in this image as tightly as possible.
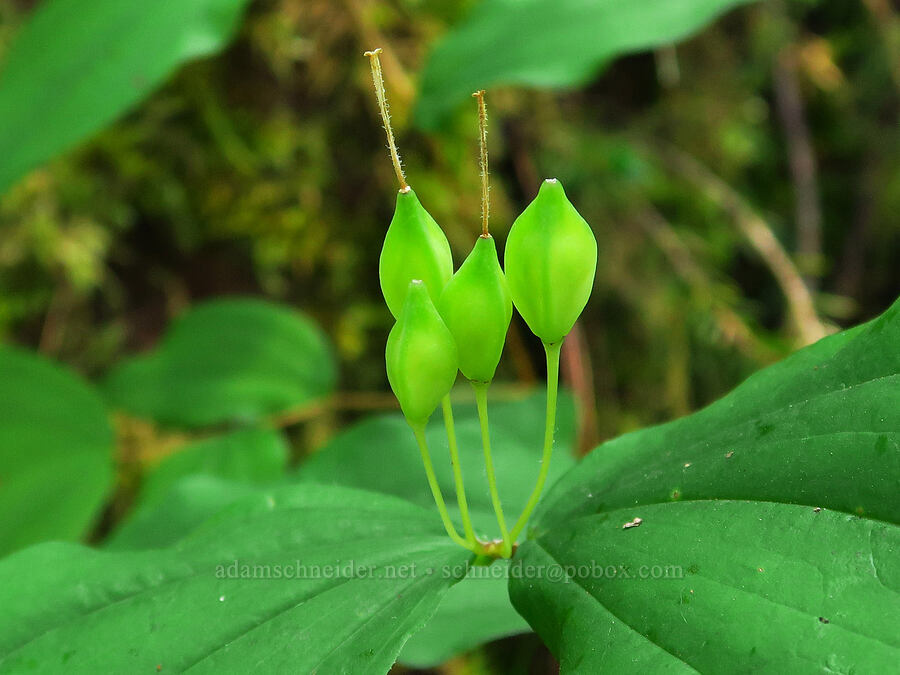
[438,234,512,383]
[380,187,453,318]
[386,280,459,426]
[504,179,597,344]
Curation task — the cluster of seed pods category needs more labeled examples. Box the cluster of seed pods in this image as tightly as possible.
[366,48,597,556]
[383,178,597,425]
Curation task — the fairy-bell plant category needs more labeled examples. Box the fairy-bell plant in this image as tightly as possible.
[365,49,453,317]
[385,280,474,550]
[504,177,598,345]
[365,50,596,559]
[437,91,514,556]
[366,49,478,552]
[381,190,453,318]
[503,177,597,542]
[386,280,459,429]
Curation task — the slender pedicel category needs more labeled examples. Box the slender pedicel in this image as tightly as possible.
[473,382,512,557]
[442,395,477,545]
[412,424,476,552]
[509,340,562,542]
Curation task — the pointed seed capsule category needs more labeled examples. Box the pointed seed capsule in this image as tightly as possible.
[438,234,512,383]
[386,280,459,426]
[380,188,453,318]
[504,179,597,344]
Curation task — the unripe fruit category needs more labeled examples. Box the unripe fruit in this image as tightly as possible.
[380,188,453,318]
[386,280,459,426]
[438,235,512,383]
[504,179,597,344]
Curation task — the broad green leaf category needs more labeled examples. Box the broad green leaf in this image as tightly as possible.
[138,427,288,508]
[0,485,471,673]
[0,346,114,556]
[400,560,529,668]
[103,298,336,428]
[108,394,566,662]
[298,390,574,666]
[106,475,258,551]
[511,298,900,671]
[415,0,755,129]
[510,501,899,672]
[0,0,252,195]
[536,298,900,530]
[108,428,288,550]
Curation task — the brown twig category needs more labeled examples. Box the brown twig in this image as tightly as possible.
[267,384,541,430]
[268,391,399,428]
[862,0,900,91]
[661,147,829,346]
[772,47,823,288]
[505,120,541,200]
[835,158,876,304]
[347,0,414,106]
[505,320,538,384]
[654,44,681,89]
[562,322,599,455]
[38,278,70,356]
[636,204,777,361]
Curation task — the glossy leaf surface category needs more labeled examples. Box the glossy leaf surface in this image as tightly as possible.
[0,485,470,673]
[511,501,899,672]
[511,298,900,672]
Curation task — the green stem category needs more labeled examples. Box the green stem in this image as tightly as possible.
[509,340,562,543]
[412,424,475,552]
[472,382,512,557]
[442,396,477,545]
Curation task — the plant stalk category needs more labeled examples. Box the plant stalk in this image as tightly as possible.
[442,395,477,545]
[510,340,562,542]
[412,424,476,552]
[472,382,512,557]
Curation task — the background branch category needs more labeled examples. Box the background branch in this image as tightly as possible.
[660,147,830,346]
[772,46,823,288]
[635,203,777,362]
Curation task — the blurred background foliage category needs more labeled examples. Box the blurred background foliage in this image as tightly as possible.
[0,1,898,469]
[1,0,898,450]
[0,0,898,671]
